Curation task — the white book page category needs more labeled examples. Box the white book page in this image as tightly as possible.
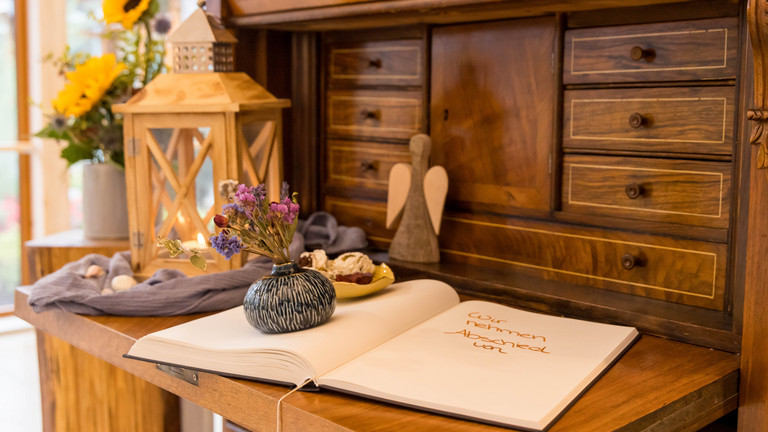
[318,300,638,430]
[128,279,460,385]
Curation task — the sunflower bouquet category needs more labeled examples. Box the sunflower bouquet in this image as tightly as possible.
[35,0,169,168]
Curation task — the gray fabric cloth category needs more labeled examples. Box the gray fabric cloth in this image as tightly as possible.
[28,212,370,316]
[298,211,368,254]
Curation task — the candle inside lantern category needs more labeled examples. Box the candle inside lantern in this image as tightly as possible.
[181,233,209,252]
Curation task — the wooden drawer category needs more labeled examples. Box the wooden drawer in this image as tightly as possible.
[326,90,423,140]
[563,87,735,155]
[440,214,726,310]
[564,17,738,84]
[326,140,410,190]
[324,196,392,250]
[328,39,423,87]
[562,155,731,229]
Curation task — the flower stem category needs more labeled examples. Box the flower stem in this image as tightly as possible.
[142,20,153,86]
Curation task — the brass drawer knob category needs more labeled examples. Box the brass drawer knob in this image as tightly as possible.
[368,58,383,68]
[629,46,655,62]
[361,109,379,121]
[625,183,643,199]
[621,254,643,270]
[628,112,646,129]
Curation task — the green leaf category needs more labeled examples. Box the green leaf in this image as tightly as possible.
[35,125,67,141]
[190,253,207,270]
[60,143,95,166]
[157,237,184,258]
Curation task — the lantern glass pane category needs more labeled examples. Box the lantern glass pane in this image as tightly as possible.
[147,127,216,262]
[239,119,275,188]
[194,143,215,233]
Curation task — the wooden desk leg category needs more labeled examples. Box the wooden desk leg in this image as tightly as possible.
[35,330,180,432]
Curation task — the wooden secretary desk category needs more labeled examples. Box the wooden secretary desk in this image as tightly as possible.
[213,0,768,428]
[18,0,768,431]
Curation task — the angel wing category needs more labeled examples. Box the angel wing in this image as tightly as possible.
[423,165,448,235]
[386,163,412,228]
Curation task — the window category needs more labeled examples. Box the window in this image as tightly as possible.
[0,0,20,308]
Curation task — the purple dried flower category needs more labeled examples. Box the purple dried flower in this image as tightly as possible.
[222,203,243,217]
[235,184,255,202]
[209,232,243,260]
[268,197,300,224]
[51,114,68,132]
[287,199,300,222]
[280,181,289,200]
[254,184,267,205]
[153,16,172,35]
[206,182,300,264]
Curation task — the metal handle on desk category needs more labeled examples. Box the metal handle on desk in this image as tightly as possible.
[361,109,379,121]
[625,183,644,199]
[629,113,647,129]
[621,254,644,270]
[630,46,655,62]
[360,160,378,172]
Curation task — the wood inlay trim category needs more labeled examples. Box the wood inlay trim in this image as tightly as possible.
[569,97,728,144]
[330,46,422,80]
[566,163,725,218]
[570,28,729,75]
[443,216,718,299]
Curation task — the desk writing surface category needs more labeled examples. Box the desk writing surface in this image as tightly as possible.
[14,286,738,432]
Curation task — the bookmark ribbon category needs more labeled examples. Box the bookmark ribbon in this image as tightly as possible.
[276,378,314,431]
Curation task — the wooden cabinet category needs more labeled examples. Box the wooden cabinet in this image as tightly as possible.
[430,17,557,214]
[562,155,732,228]
[326,89,423,140]
[563,17,739,84]
[326,140,411,190]
[563,87,736,155]
[321,29,428,247]
[311,3,746,352]
[552,14,741,329]
[327,39,423,87]
[439,215,728,310]
[190,0,768,428]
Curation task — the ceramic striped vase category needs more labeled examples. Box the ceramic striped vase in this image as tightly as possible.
[243,261,336,334]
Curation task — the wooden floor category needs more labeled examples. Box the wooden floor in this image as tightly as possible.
[0,315,42,432]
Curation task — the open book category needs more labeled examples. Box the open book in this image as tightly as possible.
[126,279,638,431]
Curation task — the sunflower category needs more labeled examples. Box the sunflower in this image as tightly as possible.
[103,0,152,30]
[52,54,125,118]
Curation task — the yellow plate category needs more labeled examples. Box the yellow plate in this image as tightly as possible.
[333,263,395,300]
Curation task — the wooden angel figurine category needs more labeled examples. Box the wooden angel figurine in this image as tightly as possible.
[387,134,448,263]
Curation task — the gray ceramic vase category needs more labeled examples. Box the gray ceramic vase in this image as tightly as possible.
[243,261,336,334]
[82,162,129,239]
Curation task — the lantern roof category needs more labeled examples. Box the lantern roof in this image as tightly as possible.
[167,8,238,44]
[113,73,291,114]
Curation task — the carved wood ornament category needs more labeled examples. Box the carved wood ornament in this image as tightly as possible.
[748,0,768,168]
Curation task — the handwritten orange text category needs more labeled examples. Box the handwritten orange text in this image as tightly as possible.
[466,312,547,342]
[444,329,551,355]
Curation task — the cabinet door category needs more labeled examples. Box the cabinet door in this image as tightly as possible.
[430,17,556,213]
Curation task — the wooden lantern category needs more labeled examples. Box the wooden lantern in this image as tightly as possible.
[113,9,290,277]
[167,8,237,73]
